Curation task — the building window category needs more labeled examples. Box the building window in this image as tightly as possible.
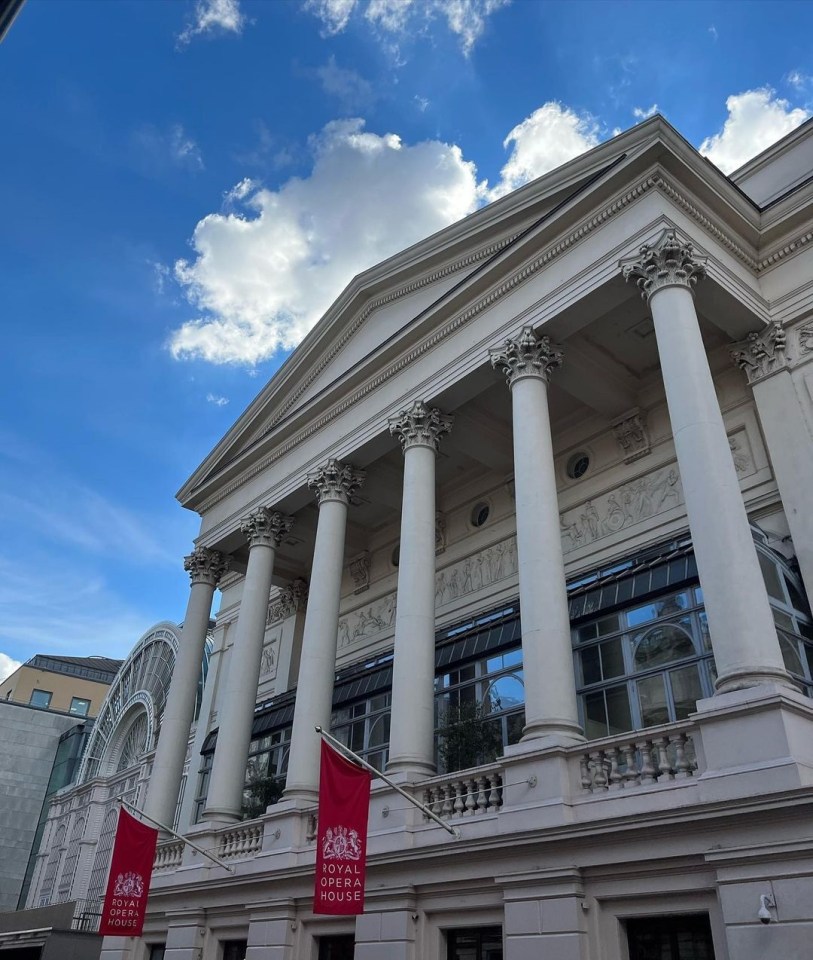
[573,585,714,737]
[626,913,715,960]
[242,727,291,819]
[447,926,503,960]
[222,940,248,960]
[29,689,53,709]
[471,502,490,527]
[566,452,590,480]
[69,697,91,716]
[148,947,166,960]
[435,648,525,772]
[332,692,391,772]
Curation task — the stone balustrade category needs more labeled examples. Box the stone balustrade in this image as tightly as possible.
[218,821,264,860]
[153,839,184,871]
[421,765,504,819]
[578,723,697,793]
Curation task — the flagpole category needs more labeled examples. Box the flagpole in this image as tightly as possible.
[315,726,460,838]
[117,797,236,874]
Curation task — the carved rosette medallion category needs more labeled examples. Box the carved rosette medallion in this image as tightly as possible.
[240,508,294,548]
[611,409,651,463]
[489,325,564,386]
[308,458,366,506]
[621,229,707,301]
[183,547,228,587]
[388,400,453,452]
[730,322,788,384]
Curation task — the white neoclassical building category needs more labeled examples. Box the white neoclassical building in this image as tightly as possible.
[33,115,813,960]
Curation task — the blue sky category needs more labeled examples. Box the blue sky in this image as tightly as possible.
[2,0,812,679]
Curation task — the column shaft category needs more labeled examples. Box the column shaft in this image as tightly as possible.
[648,284,789,689]
[285,495,352,799]
[511,374,582,741]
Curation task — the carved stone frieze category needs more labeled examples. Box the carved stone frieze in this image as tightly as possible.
[388,400,453,452]
[183,547,228,587]
[730,322,788,384]
[435,512,447,555]
[611,409,650,463]
[338,593,397,648]
[267,578,309,626]
[260,629,281,680]
[349,552,371,595]
[728,431,755,476]
[308,458,366,506]
[435,536,519,605]
[559,464,683,553]
[489,325,564,386]
[240,508,294,548]
[621,229,707,301]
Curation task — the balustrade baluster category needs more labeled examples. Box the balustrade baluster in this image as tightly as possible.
[621,743,639,787]
[441,786,453,818]
[476,777,488,813]
[488,775,501,810]
[674,734,692,779]
[655,737,673,780]
[579,755,592,791]
[589,751,608,791]
[637,741,656,785]
[453,782,465,818]
[606,747,623,789]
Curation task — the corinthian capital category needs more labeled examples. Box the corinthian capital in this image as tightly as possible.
[621,229,707,301]
[307,458,366,506]
[184,547,228,587]
[240,508,294,548]
[388,400,453,452]
[730,322,788,384]
[489,325,563,386]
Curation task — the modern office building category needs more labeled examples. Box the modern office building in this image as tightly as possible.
[1,654,122,719]
[30,115,813,960]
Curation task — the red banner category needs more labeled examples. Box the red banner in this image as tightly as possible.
[314,740,371,915]
[99,807,158,937]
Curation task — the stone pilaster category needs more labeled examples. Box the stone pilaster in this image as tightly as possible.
[623,230,790,692]
[285,461,365,800]
[203,509,293,822]
[490,327,583,744]
[144,547,227,828]
[386,402,452,777]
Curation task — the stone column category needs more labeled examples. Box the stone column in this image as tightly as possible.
[731,322,813,603]
[285,459,365,801]
[203,508,293,822]
[623,229,790,691]
[145,547,227,829]
[386,401,453,778]
[490,328,583,743]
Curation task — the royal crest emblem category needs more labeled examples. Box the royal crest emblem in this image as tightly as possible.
[321,825,362,861]
[113,871,145,898]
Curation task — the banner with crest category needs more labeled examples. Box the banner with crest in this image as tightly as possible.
[99,807,159,937]
[314,740,371,914]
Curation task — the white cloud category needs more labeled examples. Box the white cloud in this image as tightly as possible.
[305,0,509,56]
[178,0,247,45]
[305,0,358,35]
[787,69,812,91]
[170,124,204,169]
[633,104,658,120]
[708,24,718,41]
[699,88,809,174]
[206,393,230,406]
[488,101,600,199]
[315,55,377,112]
[414,95,430,112]
[168,118,481,365]
[133,123,204,173]
[0,652,21,683]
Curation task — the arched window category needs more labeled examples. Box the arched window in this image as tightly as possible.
[38,823,66,906]
[57,816,85,901]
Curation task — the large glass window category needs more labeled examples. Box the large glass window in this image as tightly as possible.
[332,693,391,772]
[70,696,91,716]
[29,689,53,709]
[447,926,503,960]
[435,647,524,772]
[242,728,291,819]
[574,586,715,738]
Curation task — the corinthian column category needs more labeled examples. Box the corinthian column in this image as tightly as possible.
[285,459,366,801]
[386,401,453,777]
[490,328,583,743]
[203,508,293,822]
[145,547,227,829]
[623,230,790,691]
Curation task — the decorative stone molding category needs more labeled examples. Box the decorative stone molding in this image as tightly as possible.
[798,322,813,355]
[611,409,651,463]
[435,512,447,555]
[307,458,366,506]
[388,400,453,452]
[266,579,309,626]
[435,536,518,605]
[348,552,371,595]
[489,325,564,386]
[728,430,755,476]
[730,322,788,384]
[183,547,228,587]
[240,508,294,548]
[338,593,397,648]
[260,629,281,680]
[621,229,707,301]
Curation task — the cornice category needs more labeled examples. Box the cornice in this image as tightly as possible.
[758,228,813,271]
[194,171,800,519]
